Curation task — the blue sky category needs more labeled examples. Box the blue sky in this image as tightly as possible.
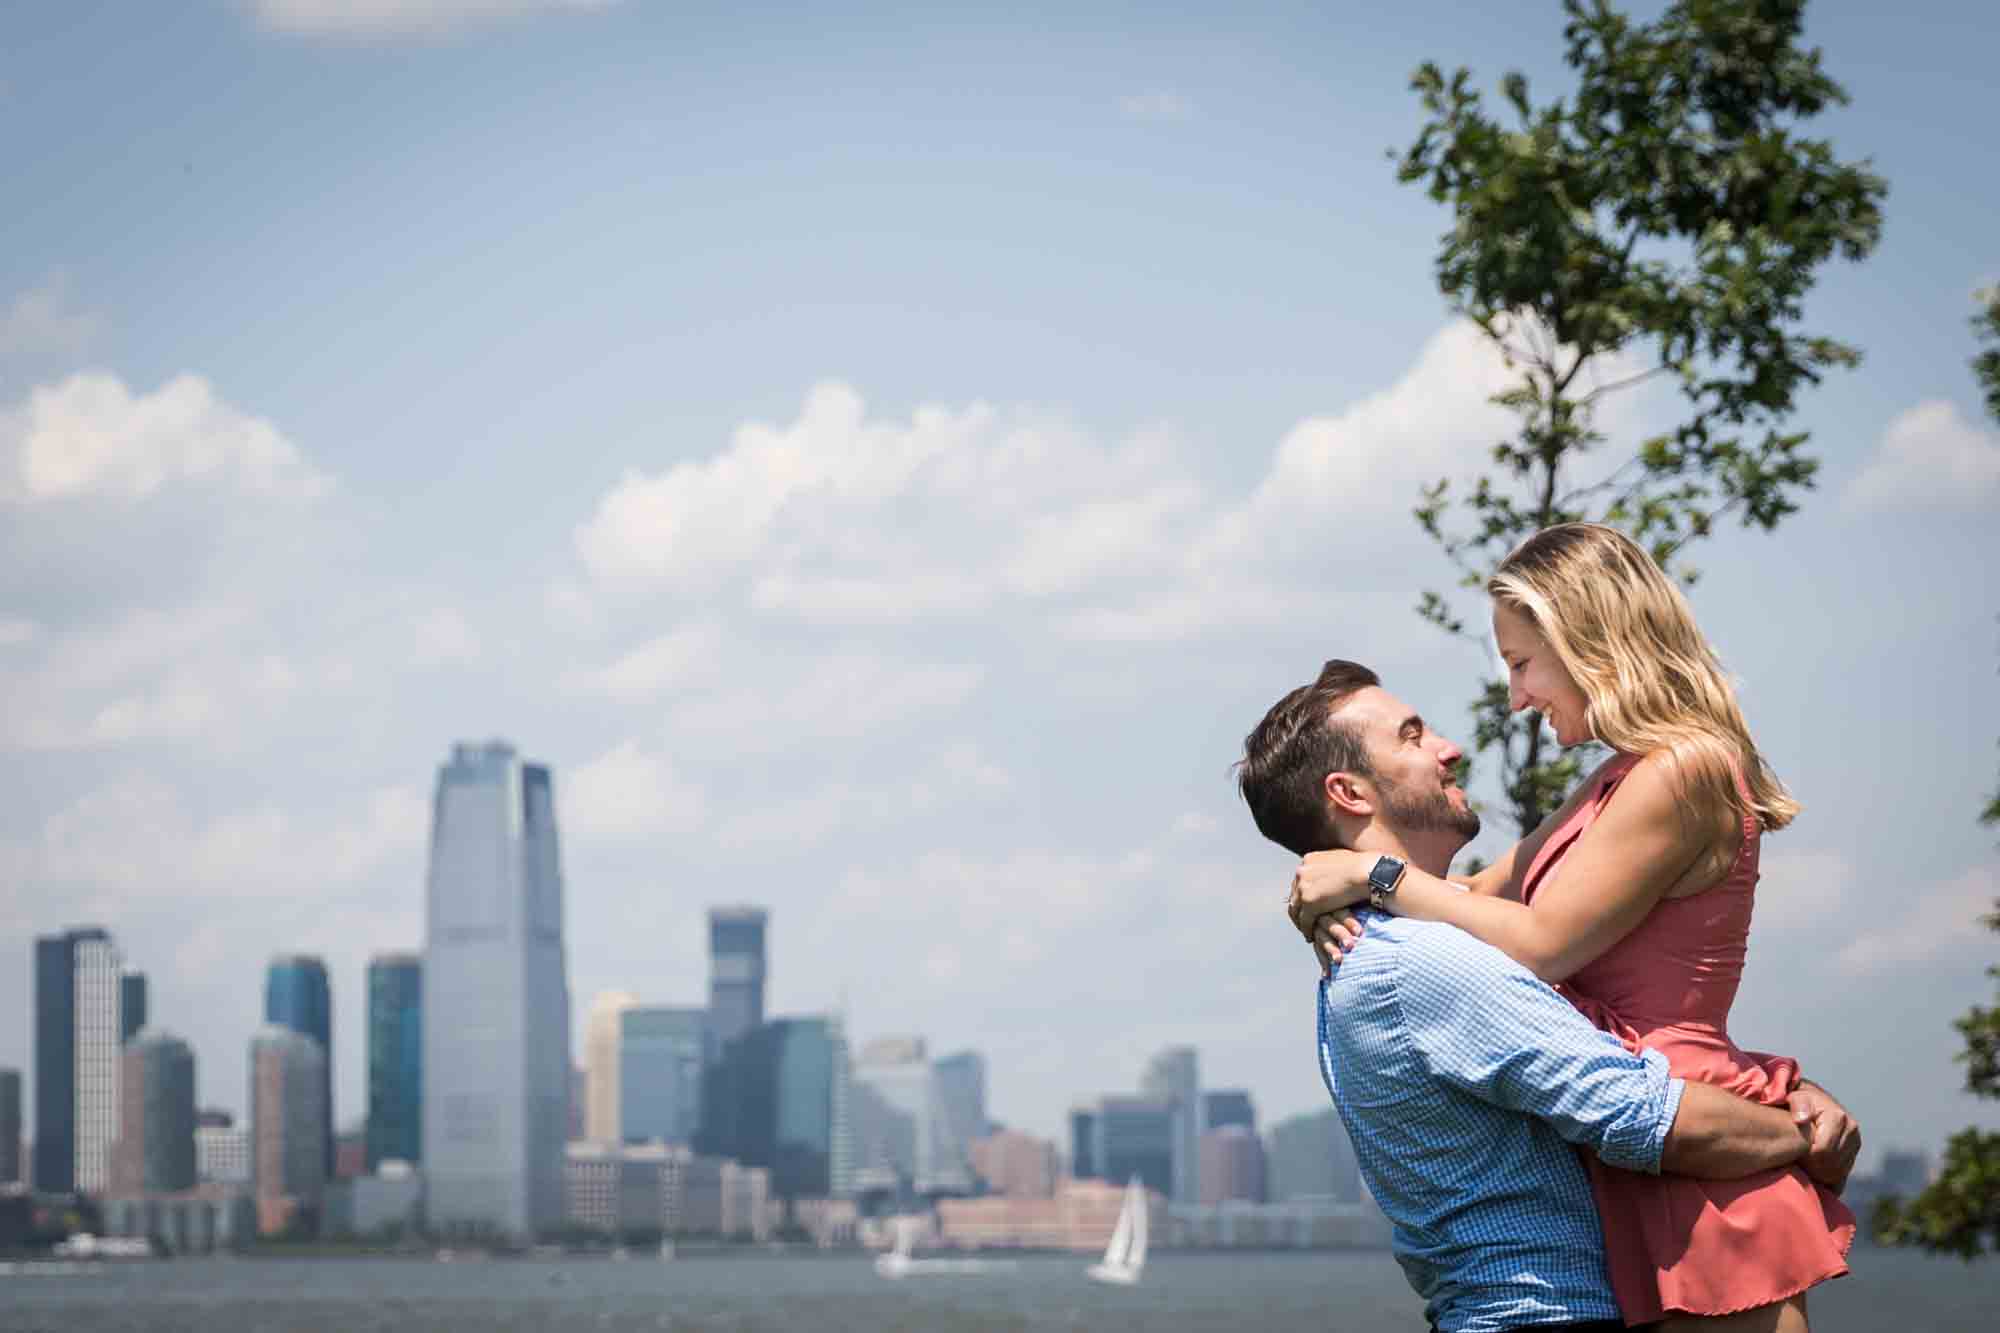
[3,0,1996,1170]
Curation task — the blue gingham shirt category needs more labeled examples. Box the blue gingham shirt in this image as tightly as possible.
[1317,910,1684,1333]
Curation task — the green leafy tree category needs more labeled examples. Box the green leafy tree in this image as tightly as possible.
[1872,900,2000,1258]
[1870,290,2000,1258]
[1399,0,1885,831]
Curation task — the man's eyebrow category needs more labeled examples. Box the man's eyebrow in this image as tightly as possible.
[1400,714,1424,737]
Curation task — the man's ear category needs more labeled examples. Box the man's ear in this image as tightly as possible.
[1323,770,1373,819]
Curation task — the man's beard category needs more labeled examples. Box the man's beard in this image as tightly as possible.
[1376,771,1483,842]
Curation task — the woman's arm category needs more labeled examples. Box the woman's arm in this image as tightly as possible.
[1445,757,1618,899]
[1294,753,1715,981]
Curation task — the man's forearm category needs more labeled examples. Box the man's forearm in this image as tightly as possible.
[1658,1081,1809,1179]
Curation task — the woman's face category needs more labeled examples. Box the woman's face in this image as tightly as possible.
[1492,602,1593,747]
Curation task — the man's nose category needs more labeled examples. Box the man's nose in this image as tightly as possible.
[1437,737,1463,767]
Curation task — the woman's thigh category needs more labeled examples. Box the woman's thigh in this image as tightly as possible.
[1657,1293,1809,1333]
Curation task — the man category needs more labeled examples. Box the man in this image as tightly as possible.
[1236,660,1858,1333]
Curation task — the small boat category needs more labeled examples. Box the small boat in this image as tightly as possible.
[873,1215,1015,1279]
[1085,1177,1148,1285]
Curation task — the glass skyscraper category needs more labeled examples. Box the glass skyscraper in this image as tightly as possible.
[706,907,766,1049]
[115,1029,197,1194]
[366,953,423,1169]
[265,955,333,1179]
[0,1068,21,1185]
[618,1006,710,1145]
[699,1015,850,1202]
[423,740,572,1240]
[33,927,126,1194]
[1141,1045,1200,1204]
[1092,1095,1174,1198]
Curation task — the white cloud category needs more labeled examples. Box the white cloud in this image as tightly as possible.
[559,739,706,841]
[563,622,723,700]
[0,617,39,646]
[409,607,482,668]
[1119,91,1193,122]
[249,0,619,38]
[1835,863,1997,974]
[2,371,329,505]
[0,273,96,360]
[1752,848,1859,935]
[667,651,986,749]
[713,740,1012,851]
[1844,399,2000,513]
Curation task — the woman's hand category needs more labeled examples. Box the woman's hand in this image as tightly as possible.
[1306,908,1367,974]
[1286,849,1378,939]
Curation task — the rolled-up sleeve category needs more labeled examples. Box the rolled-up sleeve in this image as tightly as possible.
[1396,930,1684,1174]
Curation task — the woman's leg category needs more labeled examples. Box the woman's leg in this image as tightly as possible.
[1657,1293,1808,1333]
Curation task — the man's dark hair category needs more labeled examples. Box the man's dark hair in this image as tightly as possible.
[1236,659,1380,857]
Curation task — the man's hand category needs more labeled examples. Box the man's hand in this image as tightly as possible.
[1787,1081,1861,1195]
[1287,850,1377,940]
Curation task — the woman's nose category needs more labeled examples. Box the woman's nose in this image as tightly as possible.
[1508,682,1530,712]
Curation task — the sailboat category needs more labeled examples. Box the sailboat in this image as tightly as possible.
[873,1215,1016,1279]
[1085,1176,1148,1285]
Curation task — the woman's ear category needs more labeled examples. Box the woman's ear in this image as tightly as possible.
[1323,770,1374,819]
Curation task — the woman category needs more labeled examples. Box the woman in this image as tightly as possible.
[1286,523,1852,1332]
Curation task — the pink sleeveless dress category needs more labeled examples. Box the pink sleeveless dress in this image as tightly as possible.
[1521,752,1853,1324]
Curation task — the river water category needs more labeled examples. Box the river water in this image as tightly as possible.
[0,1247,1989,1331]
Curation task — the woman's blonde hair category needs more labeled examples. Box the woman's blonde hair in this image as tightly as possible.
[1489,523,1799,833]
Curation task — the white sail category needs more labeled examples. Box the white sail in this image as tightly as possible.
[1085,1176,1147,1285]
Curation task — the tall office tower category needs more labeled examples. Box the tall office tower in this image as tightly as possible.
[706,908,767,1049]
[933,1050,988,1145]
[1263,1107,1360,1204]
[264,955,334,1179]
[423,740,572,1240]
[0,1068,19,1184]
[1068,1108,1097,1180]
[1091,1095,1175,1197]
[1202,1089,1255,1133]
[33,927,126,1194]
[251,1025,328,1235]
[1140,1046,1200,1204]
[698,1015,849,1201]
[849,1037,972,1198]
[112,1029,197,1195]
[120,974,147,1042]
[620,1006,710,1144]
[583,991,638,1143]
[365,953,423,1169]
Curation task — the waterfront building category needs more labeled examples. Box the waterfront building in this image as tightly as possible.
[698,1014,850,1201]
[934,1050,988,1144]
[1068,1107,1097,1180]
[1199,1124,1266,1205]
[620,1006,710,1144]
[1141,1045,1201,1204]
[968,1129,1058,1197]
[935,1177,1162,1251]
[326,1158,424,1236]
[251,1024,328,1235]
[1264,1107,1360,1204]
[197,1124,251,1186]
[1202,1089,1255,1133]
[1091,1096,1174,1198]
[583,991,638,1143]
[0,1068,19,1184]
[422,740,572,1240]
[569,1065,585,1141]
[33,927,128,1193]
[707,907,767,1049]
[264,954,334,1179]
[102,1186,256,1254]
[112,1029,197,1195]
[365,953,423,1169]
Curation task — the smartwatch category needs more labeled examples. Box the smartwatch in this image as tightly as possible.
[1367,854,1408,910]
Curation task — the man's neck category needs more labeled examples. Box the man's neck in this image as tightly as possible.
[1350,826,1458,879]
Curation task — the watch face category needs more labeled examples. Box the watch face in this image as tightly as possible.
[1368,856,1405,893]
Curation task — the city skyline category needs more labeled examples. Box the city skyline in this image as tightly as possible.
[1,0,1995,1172]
